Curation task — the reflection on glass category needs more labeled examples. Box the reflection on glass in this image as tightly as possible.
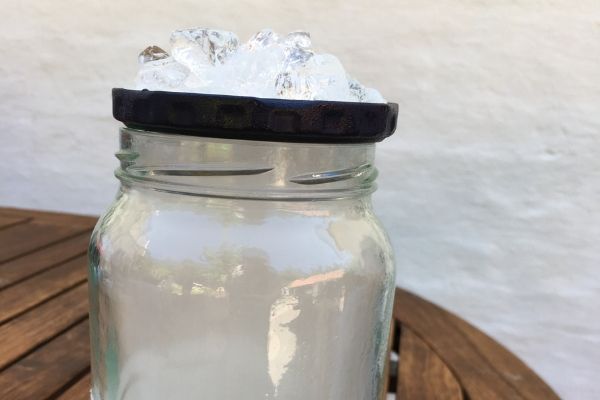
[89,132,395,400]
[268,292,300,393]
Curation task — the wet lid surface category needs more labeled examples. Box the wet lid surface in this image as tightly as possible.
[113,88,398,143]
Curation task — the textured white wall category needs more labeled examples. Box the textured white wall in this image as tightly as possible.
[1,0,598,398]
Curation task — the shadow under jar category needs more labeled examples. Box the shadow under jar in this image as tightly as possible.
[89,90,398,400]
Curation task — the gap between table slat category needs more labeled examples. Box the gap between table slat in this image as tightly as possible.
[0,222,90,264]
[397,327,464,400]
[0,231,91,290]
[0,283,89,370]
[0,320,90,400]
[0,255,88,324]
[394,288,560,400]
[55,372,91,400]
[0,208,559,400]
[0,207,96,228]
[0,216,30,231]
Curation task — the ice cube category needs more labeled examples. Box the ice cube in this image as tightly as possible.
[135,57,189,91]
[206,30,240,63]
[363,88,386,103]
[138,46,169,64]
[224,44,285,98]
[275,46,315,100]
[348,76,386,103]
[246,29,280,51]
[305,54,350,101]
[347,76,366,102]
[284,31,311,49]
[275,71,312,100]
[170,28,239,74]
[284,46,313,67]
[275,53,350,101]
[132,28,386,103]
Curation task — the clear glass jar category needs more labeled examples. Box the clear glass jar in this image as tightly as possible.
[89,127,395,400]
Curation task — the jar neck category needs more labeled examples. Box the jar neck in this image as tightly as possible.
[116,128,378,200]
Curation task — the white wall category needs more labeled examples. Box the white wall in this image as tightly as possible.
[1,0,598,397]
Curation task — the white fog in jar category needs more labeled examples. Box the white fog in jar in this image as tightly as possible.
[92,188,393,399]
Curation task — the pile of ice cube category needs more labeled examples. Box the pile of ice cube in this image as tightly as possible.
[135,28,386,103]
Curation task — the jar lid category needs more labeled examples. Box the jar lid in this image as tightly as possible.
[112,88,398,143]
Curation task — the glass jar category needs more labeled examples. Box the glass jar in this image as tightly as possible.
[89,91,397,400]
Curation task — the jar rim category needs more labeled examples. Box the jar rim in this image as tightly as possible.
[115,128,379,200]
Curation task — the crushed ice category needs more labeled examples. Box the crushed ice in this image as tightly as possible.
[135,28,386,103]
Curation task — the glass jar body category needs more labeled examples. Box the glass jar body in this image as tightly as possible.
[88,129,395,400]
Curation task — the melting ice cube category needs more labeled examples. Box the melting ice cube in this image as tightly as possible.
[284,31,311,49]
[170,28,239,71]
[133,28,386,103]
[138,46,170,64]
[246,29,280,51]
[135,57,189,91]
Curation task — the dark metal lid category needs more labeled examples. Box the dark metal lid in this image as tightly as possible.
[112,88,398,143]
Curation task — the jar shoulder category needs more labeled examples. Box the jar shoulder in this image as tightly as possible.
[91,190,394,279]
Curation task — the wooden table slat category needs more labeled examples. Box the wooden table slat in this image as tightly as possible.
[0,320,90,400]
[0,216,29,231]
[445,306,560,400]
[0,222,89,264]
[0,231,91,290]
[0,207,96,228]
[0,254,88,324]
[0,208,560,400]
[0,283,88,370]
[397,327,464,400]
[394,289,560,400]
[56,373,91,400]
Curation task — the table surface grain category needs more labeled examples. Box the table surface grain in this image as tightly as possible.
[0,207,559,400]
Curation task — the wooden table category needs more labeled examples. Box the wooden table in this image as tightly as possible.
[0,207,559,400]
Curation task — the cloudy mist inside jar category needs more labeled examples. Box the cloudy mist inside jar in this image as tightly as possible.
[90,183,394,399]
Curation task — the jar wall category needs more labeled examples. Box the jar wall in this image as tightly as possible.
[88,130,395,400]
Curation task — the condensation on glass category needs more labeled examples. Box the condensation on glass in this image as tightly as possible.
[88,128,396,400]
